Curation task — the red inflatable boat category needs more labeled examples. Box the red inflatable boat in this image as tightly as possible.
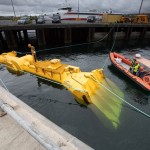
[110,52,150,92]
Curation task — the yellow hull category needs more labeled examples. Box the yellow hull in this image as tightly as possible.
[0,45,124,128]
[0,50,105,105]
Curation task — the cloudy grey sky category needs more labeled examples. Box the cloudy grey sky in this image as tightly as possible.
[0,0,150,16]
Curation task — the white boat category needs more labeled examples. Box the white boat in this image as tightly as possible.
[55,6,102,21]
[45,1,112,21]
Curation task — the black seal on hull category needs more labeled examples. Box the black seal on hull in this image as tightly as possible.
[82,95,89,104]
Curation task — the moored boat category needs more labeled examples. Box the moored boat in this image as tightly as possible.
[45,1,112,21]
[56,7,102,21]
[109,52,150,92]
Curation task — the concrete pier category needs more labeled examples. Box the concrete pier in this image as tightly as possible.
[0,86,93,150]
[17,30,23,43]
[0,107,6,117]
[4,30,18,49]
[23,30,28,43]
[87,28,95,42]
[139,27,147,40]
[64,28,72,44]
[0,22,150,50]
[0,31,5,49]
[0,114,46,150]
[125,27,132,40]
[36,29,46,47]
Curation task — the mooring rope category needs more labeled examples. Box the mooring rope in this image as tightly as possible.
[90,75,150,118]
[102,24,119,69]
[17,23,117,55]
[0,78,9,91]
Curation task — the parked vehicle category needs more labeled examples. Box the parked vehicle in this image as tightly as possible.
[17,16,31,25]
[36,15,45,24]
[87,16,96,23]
[52,14,61,23]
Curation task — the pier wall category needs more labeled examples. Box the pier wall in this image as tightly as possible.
[0,23,150,50]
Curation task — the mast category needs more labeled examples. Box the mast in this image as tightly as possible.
[78,0,79,20]
[139,0,144,14]
[10,0,16,17]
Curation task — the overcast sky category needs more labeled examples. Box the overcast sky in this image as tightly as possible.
[0,0,150,16]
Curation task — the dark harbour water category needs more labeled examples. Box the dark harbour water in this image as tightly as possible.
[0,42,150,150]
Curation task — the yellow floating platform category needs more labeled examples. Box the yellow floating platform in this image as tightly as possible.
[0,44,124,128]
[0,45,106,105]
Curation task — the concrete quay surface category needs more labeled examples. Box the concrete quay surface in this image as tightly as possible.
[0,113,46,150]
[0,86,93,150]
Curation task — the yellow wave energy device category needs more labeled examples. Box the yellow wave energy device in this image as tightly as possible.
[0,44,124,128]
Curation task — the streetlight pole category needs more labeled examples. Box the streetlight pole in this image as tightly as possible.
[10,0,16,17]
[139,0,144,14]
[78,0,79,20]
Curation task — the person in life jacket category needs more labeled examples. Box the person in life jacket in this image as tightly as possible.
[129,58,136,73]
[133,63,140,75]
